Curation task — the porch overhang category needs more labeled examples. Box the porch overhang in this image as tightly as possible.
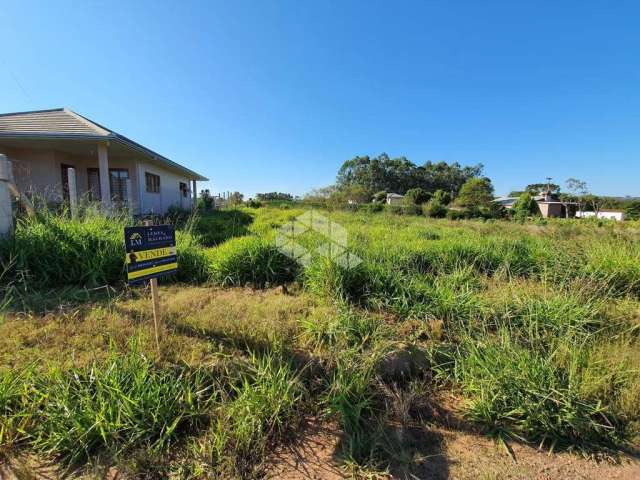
[0,133,208,181]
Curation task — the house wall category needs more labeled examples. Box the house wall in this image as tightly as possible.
[136,159,193,214]
[0,145,192,214]
[0,145,59,200]
[538,202,564,218]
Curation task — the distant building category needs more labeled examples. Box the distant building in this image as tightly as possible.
[576,209,625,221]
[494,188,578,218]
[386,193,404,205]
[494,196,519,209]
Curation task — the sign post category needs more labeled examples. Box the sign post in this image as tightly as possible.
[125,220,177,354]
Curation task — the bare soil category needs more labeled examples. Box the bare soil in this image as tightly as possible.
[265,421,640,480]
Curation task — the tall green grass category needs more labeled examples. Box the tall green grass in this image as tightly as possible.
[0,347,216,464]
[0,208,212,291]
[448,333,628,450]
[196,352,304,477]
[208,236,298,287]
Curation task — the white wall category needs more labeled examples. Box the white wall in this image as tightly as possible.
[0,145,193,215]
[137,160,193,214]
[576,210,625,221]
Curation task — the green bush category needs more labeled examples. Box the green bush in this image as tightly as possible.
[358,203,384,214]
[446,209,468,221]
[208,236,298,287]
[422,200,447,218]
[404,188,431,205]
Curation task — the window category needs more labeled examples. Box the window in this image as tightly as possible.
[179,182,189,198]
[109,169,129,202]
[145,172,160,193]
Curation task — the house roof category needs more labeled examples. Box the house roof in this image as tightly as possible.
[494,196,518,206]
[0,108,208,181]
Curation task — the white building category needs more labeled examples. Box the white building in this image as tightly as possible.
[576,209,625,221]
[386,193,404,205]
[0,108,208,214]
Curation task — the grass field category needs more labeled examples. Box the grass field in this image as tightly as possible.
[1,206,639,478]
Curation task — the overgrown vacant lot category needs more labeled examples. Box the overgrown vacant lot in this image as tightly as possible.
[1,206,639,478]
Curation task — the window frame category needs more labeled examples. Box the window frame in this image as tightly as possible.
[179,181,189,198]
[145,172,161,194]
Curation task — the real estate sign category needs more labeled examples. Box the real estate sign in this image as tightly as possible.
[125,225,177,284]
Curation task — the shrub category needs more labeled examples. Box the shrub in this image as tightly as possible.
[432,189,451,205]
[246,199,263,208]
[422,200,447,218]
[208,236,298,287]
[512,192,540,222]
[404,188,431,206]
[446,209,468,221]
[358,203,384,214]
[385,204,421,216]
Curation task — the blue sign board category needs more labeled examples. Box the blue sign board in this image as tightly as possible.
[124,225,177,284]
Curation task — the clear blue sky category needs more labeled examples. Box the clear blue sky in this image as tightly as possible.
[2,1,639,197]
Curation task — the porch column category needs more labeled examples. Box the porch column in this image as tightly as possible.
[0,154,13,237]
[98,143,111,212]
[192,180,197,209]
[67,167,78,217]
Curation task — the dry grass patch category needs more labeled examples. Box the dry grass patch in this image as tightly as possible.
[0,285,328,372]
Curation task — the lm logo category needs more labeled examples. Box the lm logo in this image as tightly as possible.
[129,232,143,247]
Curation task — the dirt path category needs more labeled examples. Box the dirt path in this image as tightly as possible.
[266,422,640,480]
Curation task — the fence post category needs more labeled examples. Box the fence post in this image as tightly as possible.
[67,167,78,218]
[0,155,13,238]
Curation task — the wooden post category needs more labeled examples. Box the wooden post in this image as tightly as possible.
[144,219,162,353]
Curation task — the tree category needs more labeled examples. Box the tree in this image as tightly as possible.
[198,189,214,211]
[455,178,495,208]
[227,191,244,206]
[584,194,606,216]
[404,187,431,205]
[339,184,371,204]
[625,201,640,220]
[256,192,293,201]
[525,183,560,195]
[372,191,387,203]
[565,178,589,213]
[512,191,539,222]
[335,153,483,198]
[432,189,451,205]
